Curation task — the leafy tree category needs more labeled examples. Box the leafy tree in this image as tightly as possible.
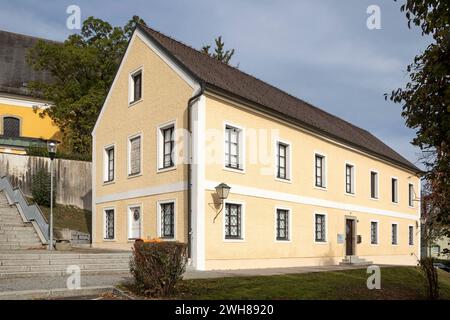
[27,16,146,155]
[202,36,235,64]
[387,0,450,233]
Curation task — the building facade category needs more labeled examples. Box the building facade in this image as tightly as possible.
[92,25,421,270]
[0,30,60,154]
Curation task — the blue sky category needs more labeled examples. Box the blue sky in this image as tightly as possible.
[0,1,429,167]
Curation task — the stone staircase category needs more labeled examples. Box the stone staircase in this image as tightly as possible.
[0,251,132,278]
[340,256,373,266]
[0,191,43,250]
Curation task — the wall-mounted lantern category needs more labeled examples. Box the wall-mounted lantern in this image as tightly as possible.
[213,183,231,222]
[215,183,231,201]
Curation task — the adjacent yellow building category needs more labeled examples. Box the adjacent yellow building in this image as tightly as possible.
[0,30,60,154]
[92,25,421,270]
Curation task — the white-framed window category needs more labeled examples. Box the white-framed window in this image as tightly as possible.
[275,208,290,241]
[103,145,115,183]
[314,153,326,188]
[391,177,398,203]
[370,171,379,199]
[157,200,176,240]
[128,133,142,176]
[157,121,176,171]
[408,183,414,207]
[409,225,414,246]
[276,141,291,181]
[103,208,115,240]
[370,221,378,245]
[345,163,355,194]
[224,202,244,240]
[391,223,398,245]
[224,124,244,171]
[128,205,142,240]
[129,68,142,104]
[314,213,327,243]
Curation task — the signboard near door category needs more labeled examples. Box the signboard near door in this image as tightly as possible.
[128,206,142,240]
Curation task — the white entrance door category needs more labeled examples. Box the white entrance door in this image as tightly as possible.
[128,206,141,240]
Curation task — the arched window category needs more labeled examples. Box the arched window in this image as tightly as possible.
[3,117,20,137]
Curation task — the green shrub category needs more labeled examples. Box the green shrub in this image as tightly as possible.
[26,145,91,162]
[130,241,188,297]
[31,169,55,207]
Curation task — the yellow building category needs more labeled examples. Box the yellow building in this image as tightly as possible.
[92,25,421,271]
[0,30,60,154]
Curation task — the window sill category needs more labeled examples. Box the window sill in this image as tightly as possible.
[157,166,176,174]
[275,239,292,243]
[103,180,116,186]
[103,239,116,242]
[223,166,245,174]
[275,177,292,184]
[160,237,176,241]
[314,186,327,191]
[127,173,142,179]
[370,197,379,201]
[128,99,143,108]
[314,240,328,245]
[223,238,245,243]
[344,192,356,197]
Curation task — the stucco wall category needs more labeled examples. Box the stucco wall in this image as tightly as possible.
[93,31,195,246]
[0,99,60,140]
[0,153,91,210]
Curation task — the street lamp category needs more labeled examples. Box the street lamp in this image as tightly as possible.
[213,183,231,222]
[47,140,58,250]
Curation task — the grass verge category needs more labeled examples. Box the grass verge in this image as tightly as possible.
[123,266,450,300]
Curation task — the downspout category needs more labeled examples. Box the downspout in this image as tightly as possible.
[187,83,204,261]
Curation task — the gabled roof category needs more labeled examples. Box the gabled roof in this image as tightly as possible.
[0,30,55,97]
[138,25,419,173]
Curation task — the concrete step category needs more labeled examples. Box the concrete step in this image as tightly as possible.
[0,243,43,249]
[0,252,131,260]
[0,226,35,231]
[0,256,130,266]
[339,256,373,266]
[0,263,129,273]
[0,234,40,240]
[0,241,41,246]
[0,222,27,227]
[0,228,38,234]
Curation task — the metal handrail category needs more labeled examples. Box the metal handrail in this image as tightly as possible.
[0,176,49,243]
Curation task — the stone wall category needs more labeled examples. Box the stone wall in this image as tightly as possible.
[0,153,91,210]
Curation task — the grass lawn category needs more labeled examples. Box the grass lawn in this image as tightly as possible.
[171,267,450,300]
[39,203,91,234]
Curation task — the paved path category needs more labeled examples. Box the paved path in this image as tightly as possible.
[0,273,131,293]
[183,264,377,279]
[0,264,379,293]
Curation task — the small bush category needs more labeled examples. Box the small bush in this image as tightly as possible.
[130,241,187,297]
[31,169,55,207]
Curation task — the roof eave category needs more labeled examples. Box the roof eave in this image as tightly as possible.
[203,83,422,175]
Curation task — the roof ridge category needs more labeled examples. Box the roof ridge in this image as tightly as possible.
[0,29,59,44]
[137,24,418,172]
[139,25,376,137]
